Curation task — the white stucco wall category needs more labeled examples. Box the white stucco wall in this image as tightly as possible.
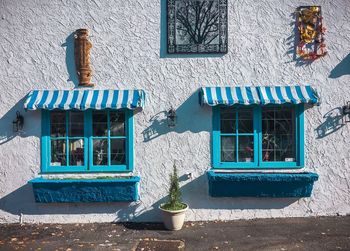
[0,0,349,223]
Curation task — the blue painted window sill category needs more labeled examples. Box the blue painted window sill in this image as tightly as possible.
[29,177,140,203]
[207,171,318,198]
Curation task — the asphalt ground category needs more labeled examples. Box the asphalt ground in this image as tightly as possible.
[0,216,349,251]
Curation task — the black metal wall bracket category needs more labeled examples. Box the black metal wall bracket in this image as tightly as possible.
[342,101,350,123]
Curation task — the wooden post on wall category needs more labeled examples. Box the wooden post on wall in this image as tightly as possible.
[74,29,94,87]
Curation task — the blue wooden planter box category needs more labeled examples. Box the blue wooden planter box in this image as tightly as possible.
[29,177,140,203]
[207,171,318,198]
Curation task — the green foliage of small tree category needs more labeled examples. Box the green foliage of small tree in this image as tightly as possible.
[169,163,181,207]
[161,163,187,211]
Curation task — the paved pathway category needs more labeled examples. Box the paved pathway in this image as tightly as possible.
[0,216,349,250]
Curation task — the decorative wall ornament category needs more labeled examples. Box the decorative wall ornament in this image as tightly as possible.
[167,0,228,54]
[296,6,326,61]
[74,29,94,87]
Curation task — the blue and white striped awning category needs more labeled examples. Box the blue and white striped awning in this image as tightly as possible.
[200,86,319,106]
[201,86,260,106]
[24,89,146,110]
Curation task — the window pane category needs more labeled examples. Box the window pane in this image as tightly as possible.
[51,140,66,166]
[110,111,125,136]
[69,139,84,166]
[69,112,84,137]
[275,120,291,134]
[238,136,254,162]
[262,110,274,120]
[221,119,236,133]
[220,108,236,133]
[262,119,274,134]
[221,136,236,162]
[262,107,295,162]
[110,139,126,165]
[93,139,108,165]
[93,111,108,137]
[238,110,253,133]
[50,111,66,137]
[276,109,292,119]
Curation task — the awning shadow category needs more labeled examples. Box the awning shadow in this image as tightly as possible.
[142,91,211,142]
[329,53,350,79]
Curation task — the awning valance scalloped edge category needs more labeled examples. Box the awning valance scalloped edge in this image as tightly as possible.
[200,86,320,106]
[24,89,146,111]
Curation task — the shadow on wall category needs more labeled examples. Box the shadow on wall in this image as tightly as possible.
[0,97,38,145]
[329,53,350,79]
[0,98,147,218]
[0,175,298,221]
[117,175,299,224]
[0,182,166,221]
[0,183,138,216]
[159,0,225,59]
[180,175,299,210]
[315,107,345,139]
[142,91,211,142]
[115,197,168,223]
[61,32,79,88]
[285,11,312,67]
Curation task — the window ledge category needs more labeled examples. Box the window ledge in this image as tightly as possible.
[29,176,140,203]
[207,171,318,198]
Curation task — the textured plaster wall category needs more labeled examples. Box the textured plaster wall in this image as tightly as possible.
[0,0,350,223]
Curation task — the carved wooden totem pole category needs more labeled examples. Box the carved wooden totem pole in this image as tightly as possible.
[74,29,94,87]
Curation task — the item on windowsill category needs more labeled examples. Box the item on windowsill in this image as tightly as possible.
[159,162,188,231]
[245,146,253,162]
[74,28,94,87]
[51,162,61,166]
[296,6,327,61]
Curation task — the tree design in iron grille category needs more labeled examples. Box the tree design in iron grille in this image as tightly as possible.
[167,0,227,54]
[176,1,219,45]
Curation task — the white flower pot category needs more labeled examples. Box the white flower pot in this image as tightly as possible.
[159,203,188,231]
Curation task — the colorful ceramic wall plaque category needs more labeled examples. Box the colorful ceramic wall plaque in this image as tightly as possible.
[296,6,327,61]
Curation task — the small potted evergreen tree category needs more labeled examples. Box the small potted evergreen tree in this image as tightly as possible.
[159,163,188,230]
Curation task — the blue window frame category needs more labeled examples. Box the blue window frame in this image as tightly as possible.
[41,109,133,173]
[212,104,304,169]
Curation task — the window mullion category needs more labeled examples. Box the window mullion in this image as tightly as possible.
[126,109,130,170]
[297,104,304,167]
[235,110,239,162]
[107,111,111,166]
[213,106,221,167]
[256,106,262,167]
[85,110,92,171]
[296,107,299,164]
[66,111,69,167]
[43,110,50,172]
